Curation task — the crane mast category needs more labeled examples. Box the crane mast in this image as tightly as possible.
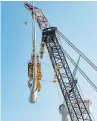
[24,2,93,121]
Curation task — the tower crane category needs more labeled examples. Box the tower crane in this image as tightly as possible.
[24,2,96,121]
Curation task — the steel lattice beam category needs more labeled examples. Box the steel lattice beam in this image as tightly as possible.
[42,27,92,121]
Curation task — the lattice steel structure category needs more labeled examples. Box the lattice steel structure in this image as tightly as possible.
[42,27,92,121]
[24,3,93,121]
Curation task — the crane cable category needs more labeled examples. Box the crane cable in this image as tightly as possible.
[31,1,36,92]
[24,5,28,25]
[62,49,97,121]
[40,45,96,121]
[61,47,97,92]
[58,30,97,72]
[40,61,63,102]
[57,33,97,93]
[41,80,53,83]
[43,60,85,98]
[59,39,85,98]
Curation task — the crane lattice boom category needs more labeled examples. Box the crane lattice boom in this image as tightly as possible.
[25,3,93,121]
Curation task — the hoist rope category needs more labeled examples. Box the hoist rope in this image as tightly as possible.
[62,47,97,93]
[41,62,51,68]
[31,1,36,92]
[58,36,97,93]
[58,30,97,72]
[24,4,28,24]
[59,38,85,98]
[41,80,53,83]
[41,61,63,102]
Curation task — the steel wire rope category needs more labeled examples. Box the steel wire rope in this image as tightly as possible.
[62,48,97,92]
[24,3,27,24]
[57,33,97,92]
[56,30,97,92]
[41,58,63,102]
[57,30,97,72]
[58,36,85,98]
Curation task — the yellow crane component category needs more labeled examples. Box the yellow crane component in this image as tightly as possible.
[36,63,42,80]
[28,62,33,88]
[56,64,60,72]
[36,80,41,92]
[53,64,60,83]
[36,55,42,91]
[28,55,35,88]
[28,62,33,78]
[32,13,36,20]
[40,42,45,59]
